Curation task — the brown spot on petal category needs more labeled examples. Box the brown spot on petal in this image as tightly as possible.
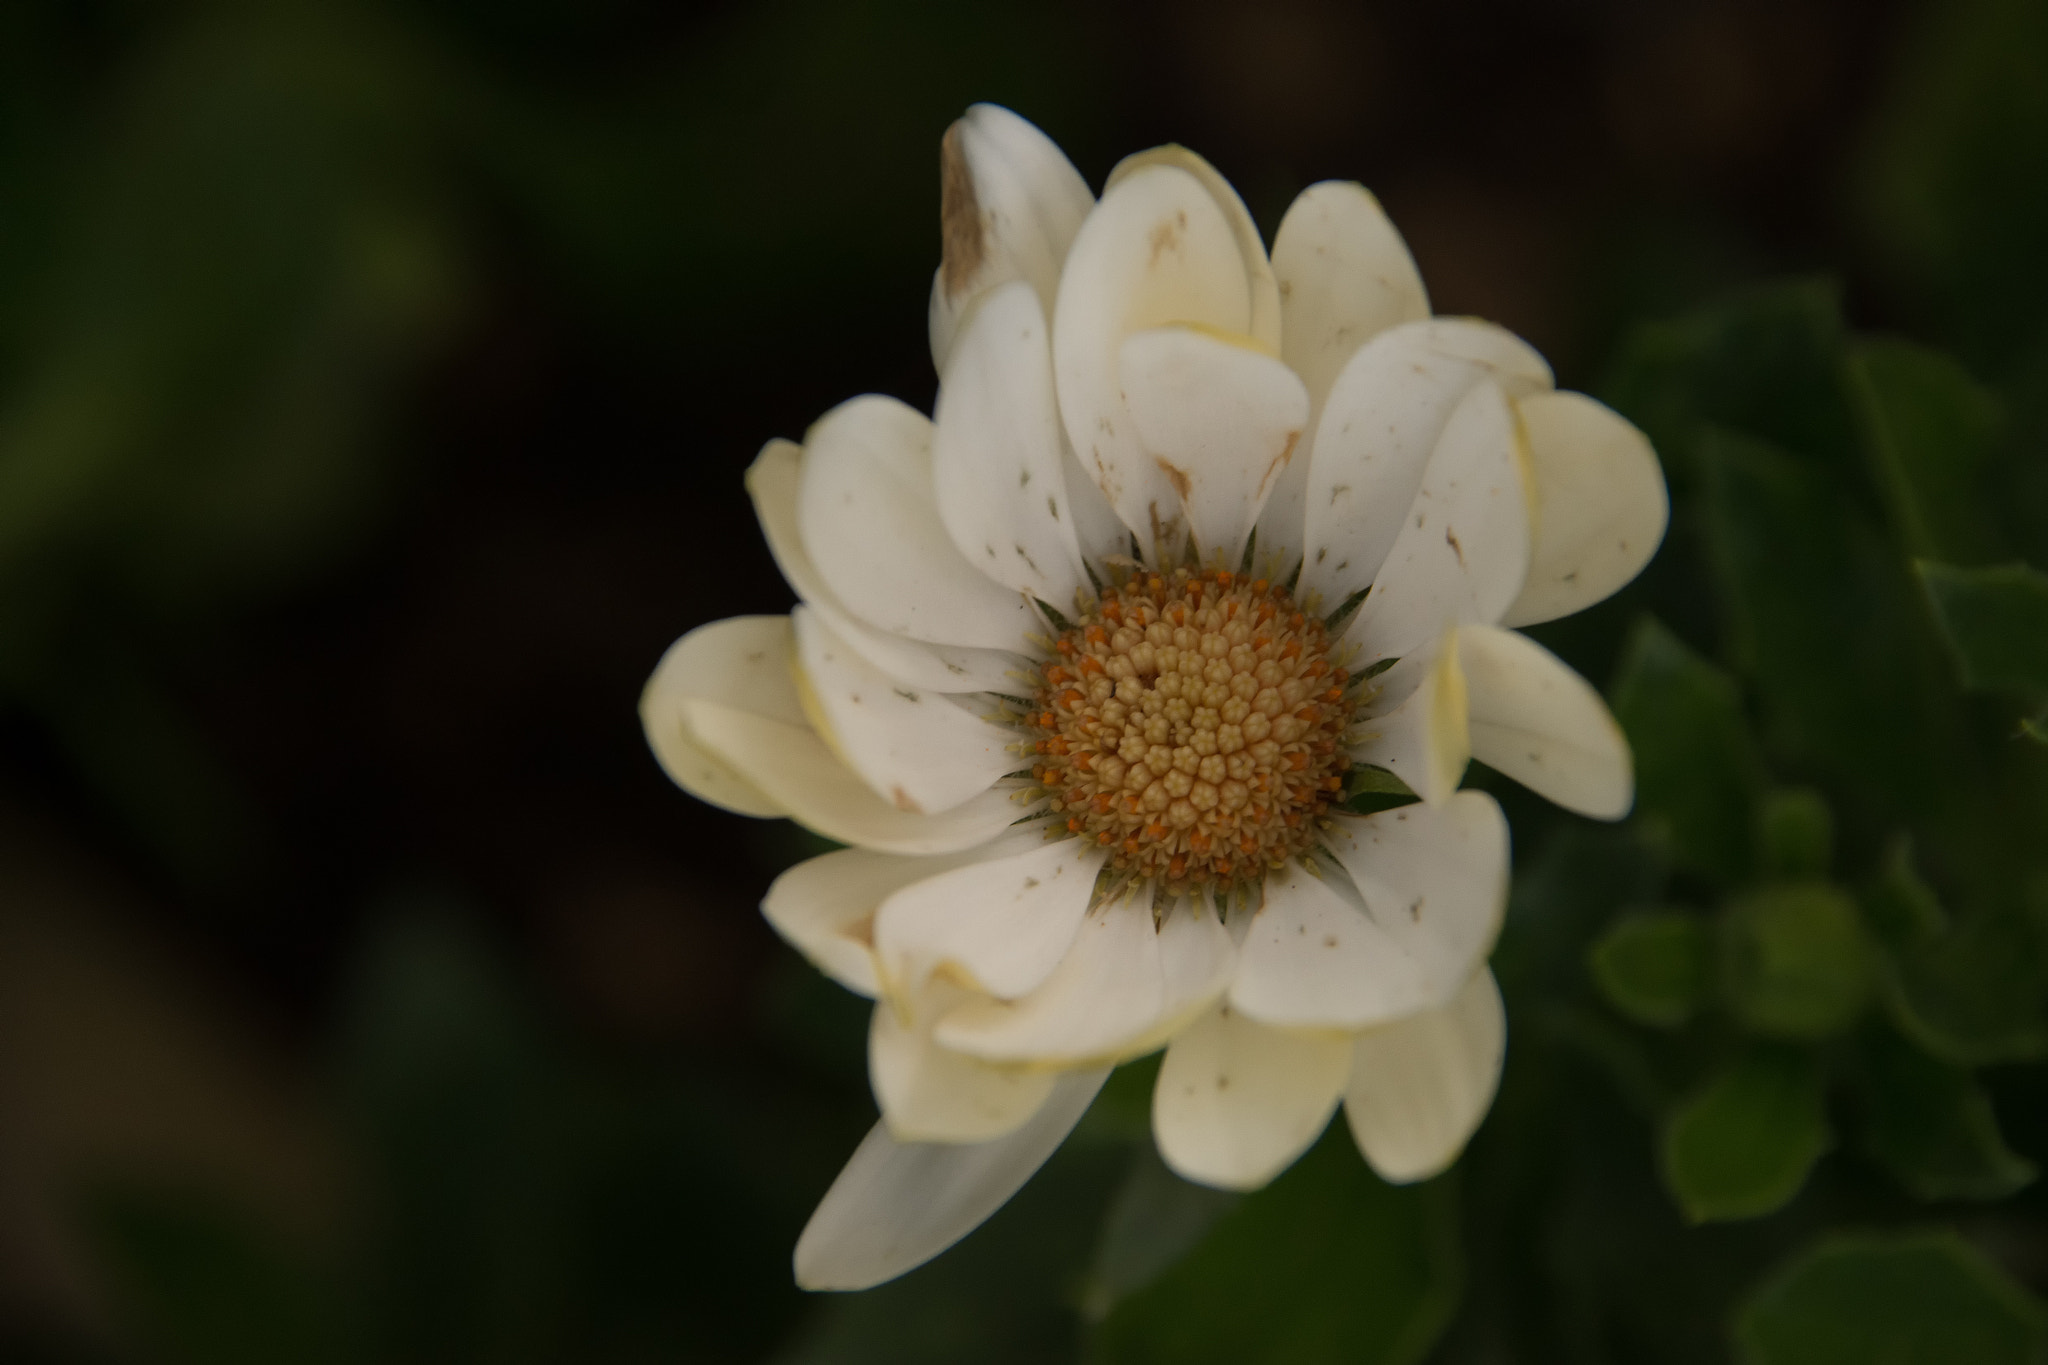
[1156,458,1192,500]
[939,122,984,296]
[891,785,923,813]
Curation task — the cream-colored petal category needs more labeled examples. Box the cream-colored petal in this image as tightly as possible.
[929,104,1095,373]
[1501,391,1669,627]
[1053,165,1251,556]
[792,607,1019,816]
[1229,861,1446,1032]
[1457,623,1632,819]
[1104,144,1282,354]
[683,698,1026,855]
[1296,320,1550,598]
[874,834,1106,1001]
[935,895,1235,1068]
[1063,442,1138,568]
[793,1066,1109,1291]
[1271,181,1429,414]
[1319,791,1509,1005]
[1349,627,1470,808]
[1342,379,1531,662]
[640,615,804,817]
[932,282,1090,606]
[870,981,1058,1144]
[764,842,1040,998]
[749,439,1026,693]
[1151,1001,1350,1191]
[1344,968,1505,1183]
[1118,325,1310,565]
[796,395,1039,651]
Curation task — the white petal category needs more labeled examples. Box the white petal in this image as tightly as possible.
[682,698,1026,855]
[932,282,1090,606]
[929,105,1094,373]
[1271,181,1429,415]
[1230,860,1450,1031]
[870,982,1058,1144]
[640,615,803,817]
[792,607,1020,816]
[935,895,1236,1067]
[749,439,1026,692]
[874,835,1107,1001]
[1064,443,1138,567]
[1319,791,1509,1006]
[1151,1001,1350,1191]
[1344,968,1505,1183]
[1118,325,1310,564]
[1349,627,1470,807]
[1103,145,1282,353]
[1342,379,1531,662]
[1296,320,1550,597]
[765,843,1036,998]
[1457,623,1632,819]
[1053,165,1252,555]
[797,395,1039,651]
[794,1066,1109,1291]
[1501,391,1669,627]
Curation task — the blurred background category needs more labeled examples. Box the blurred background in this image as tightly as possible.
[4,0,2048,1361]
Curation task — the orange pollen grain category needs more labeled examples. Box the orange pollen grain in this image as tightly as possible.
[1025,566,1354,893]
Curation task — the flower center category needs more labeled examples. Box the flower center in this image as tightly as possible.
[1028,567,1354,894]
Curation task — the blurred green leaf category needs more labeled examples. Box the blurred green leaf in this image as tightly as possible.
[1880,910,2048,1067]
[1846,339,2004,563]
[1757,788,1834,881]
[1589,910,1712,1028]
[1721,884,1869,1041]
[1699,427,1961,825]
[1608,615,1762,883]
[1861,837,1952,950]
[1082,1146,1241,1321]
[1919,559,2048,699]
[1735,1231,2047,1365]
[1856,1024,2036,1203]
[88,1191,345,1365]
[1092,1127,1460,1365]
[1662,1044,1830,1223]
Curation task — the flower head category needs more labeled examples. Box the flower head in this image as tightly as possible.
[642,105,1668,1290]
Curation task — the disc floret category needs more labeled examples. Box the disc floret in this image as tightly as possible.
[1028,567,1355,895]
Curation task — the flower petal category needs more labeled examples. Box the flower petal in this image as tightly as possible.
[683,698,1026,855]
[1349,627,1470,807]
[640,615,804,817]
[1296,320,1549,598]
[1151,1001,1350,1191]
[1342,378,1531,662]
[764,842,1037,998]
[1104,145,1282,353]
[1457,623,1632,819]
[1118,325,1310,565]
[792,606,1020,816]
[935,896,1236,1067]
[870,981,1059,1143]
[1230,860,1447,1031]
[874,834,1107,1001]
[1501,391,1669,627]
[932,281,1090,607]
[1053,164,1253,555]
[929,104,1094,373]
[1319,791,1510,1003]
[793,1066,1109,1291]
[750,438,1026,692]
[1344,968,1505,1183]
[797,394,1039,651]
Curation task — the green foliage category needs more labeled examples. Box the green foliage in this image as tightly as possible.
[1919,560,2048,700]
[1735,1232,2048,1365]
[1589,911,1712,1028]
[1756,789,1834,881]
[1720,884,1869,1041]
[1091,1128,1460,1365]
[1661,1046,1831,1224]
[1081,1147,1240,1321]
[1608,616,1762,883]
[1846,339,2005,563]
[1344,764,1421,817]
[1855,1024,2036,1203]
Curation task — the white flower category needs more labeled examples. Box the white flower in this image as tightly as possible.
[642,105,1668,1291]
